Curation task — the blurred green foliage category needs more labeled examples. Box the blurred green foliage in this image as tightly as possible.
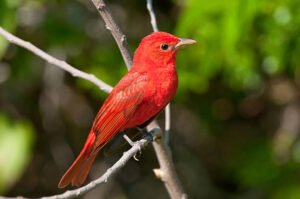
[176,0,300,93]
[0,0,19,56]
[1,0,300,198]
[0,115,34,193]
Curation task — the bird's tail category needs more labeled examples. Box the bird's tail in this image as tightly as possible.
[58,132,98,188]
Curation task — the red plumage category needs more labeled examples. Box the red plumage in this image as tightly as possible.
[58,32,195,188]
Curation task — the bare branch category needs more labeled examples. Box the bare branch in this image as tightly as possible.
[90,0,133,69]
[147,122,187,199]
[0,27,113,93]
[0,132,158,199]
[146,0,159,32]
[164,103,171,145]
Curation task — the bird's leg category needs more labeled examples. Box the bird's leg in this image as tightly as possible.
[136,126,148,135]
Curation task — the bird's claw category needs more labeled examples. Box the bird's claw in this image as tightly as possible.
[133,147,142,161]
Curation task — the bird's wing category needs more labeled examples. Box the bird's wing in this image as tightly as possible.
[58,75,148,188]
[90,75,147,153]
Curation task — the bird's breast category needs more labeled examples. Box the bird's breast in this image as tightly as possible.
[126,67,178,127]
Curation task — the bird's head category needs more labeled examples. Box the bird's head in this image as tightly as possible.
[132,32,196,69]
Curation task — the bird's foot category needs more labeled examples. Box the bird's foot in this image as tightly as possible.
[136,126,149,134]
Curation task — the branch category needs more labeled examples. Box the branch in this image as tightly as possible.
[0,132,158,199]
[0,27,113,94]
[146,0,159,32]
[164,104,171,144]
[90,0,133,69]
[147,122,187,199]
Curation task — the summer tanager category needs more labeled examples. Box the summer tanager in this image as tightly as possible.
[58,32,196,188]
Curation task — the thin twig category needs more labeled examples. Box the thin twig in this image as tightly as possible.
[90,0,133,69]
[0,132,158,199]
[146,0,159,32]
[164,103,171,145]
[0,27,113,93]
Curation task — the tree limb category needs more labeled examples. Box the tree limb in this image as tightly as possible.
[90,0,133,69]
[146,0,159,32]
[0,27,112,93]
[164,104,171,145]
[147,122,187,199]
[0,27,113,94]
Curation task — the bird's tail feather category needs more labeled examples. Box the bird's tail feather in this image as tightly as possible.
[58,131,98,188]
[58,149,98,188]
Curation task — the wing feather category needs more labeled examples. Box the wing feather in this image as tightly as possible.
[91,77,146,152]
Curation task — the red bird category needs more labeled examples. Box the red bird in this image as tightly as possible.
[58,32,196,188]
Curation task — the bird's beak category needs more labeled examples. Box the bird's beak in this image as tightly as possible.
[175,38,197,50]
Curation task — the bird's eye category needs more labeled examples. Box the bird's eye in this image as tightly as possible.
[160,44,169,51]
